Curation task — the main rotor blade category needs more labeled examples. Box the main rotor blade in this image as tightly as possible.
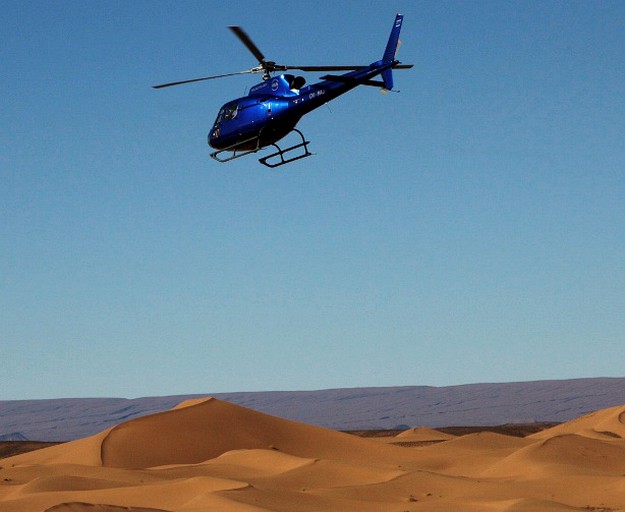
[229,26,265,63]
[288,65,364,72]
[152,69,257,89]
[285,64,414,72]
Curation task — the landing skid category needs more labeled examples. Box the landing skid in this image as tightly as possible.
[210,134,261,163]
[258,129,313,168]
[209,129,313,168]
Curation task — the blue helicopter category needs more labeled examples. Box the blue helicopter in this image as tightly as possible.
[153,14,412,168]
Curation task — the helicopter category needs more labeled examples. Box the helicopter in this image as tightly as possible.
[153,13,413,168]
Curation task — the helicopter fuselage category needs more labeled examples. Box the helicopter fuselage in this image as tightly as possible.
[208,60,396,152]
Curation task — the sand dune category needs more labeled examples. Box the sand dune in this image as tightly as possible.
[483,433,625,477]
[530,403,625,440]
[2,398,625,511]
[100,397,412,468]
[395,426,456,442]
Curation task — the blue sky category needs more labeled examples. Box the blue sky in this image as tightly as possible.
[2,1,624,400]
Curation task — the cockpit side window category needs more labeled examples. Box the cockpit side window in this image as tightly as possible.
[214,108,225,126]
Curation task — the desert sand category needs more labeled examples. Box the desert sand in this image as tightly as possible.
[2,397,625,512]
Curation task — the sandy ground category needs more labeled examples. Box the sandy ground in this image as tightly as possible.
[2,397,625,512]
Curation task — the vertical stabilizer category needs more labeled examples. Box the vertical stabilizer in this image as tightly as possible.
[381,13,404,90]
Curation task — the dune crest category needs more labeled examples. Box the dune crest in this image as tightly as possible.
[171,397,214,410]
[45,504,169,512]
[3,399,625,511]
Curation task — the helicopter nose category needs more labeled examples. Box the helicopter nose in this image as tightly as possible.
[208,130,217,148]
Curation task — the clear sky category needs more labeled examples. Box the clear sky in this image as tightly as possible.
[2,1,624,400]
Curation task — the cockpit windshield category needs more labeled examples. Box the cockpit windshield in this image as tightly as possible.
[211,102,241,141]
[225,104,238,121]
[213,103,238,127]
[223,103,238,121]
